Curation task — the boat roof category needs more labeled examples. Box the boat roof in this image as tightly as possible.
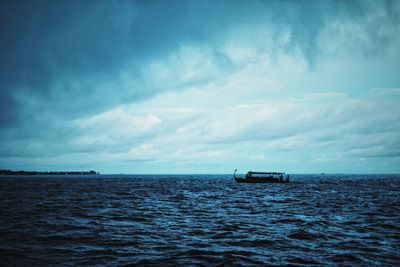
[247,171,285,175]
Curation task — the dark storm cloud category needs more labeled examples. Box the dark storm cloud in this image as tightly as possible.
[0,0,399,127]
[0,0,214,124]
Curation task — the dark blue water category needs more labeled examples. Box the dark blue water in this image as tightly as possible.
[0,174,399,266]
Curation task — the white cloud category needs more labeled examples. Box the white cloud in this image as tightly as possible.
[55,86,397,173]
[1,1,400,173]
[76,107,161,135]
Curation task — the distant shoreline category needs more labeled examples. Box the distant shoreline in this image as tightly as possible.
[0,169,99,175]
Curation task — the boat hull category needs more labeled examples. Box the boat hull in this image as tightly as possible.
[234,177,288,183]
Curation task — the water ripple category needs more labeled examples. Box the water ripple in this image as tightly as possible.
[1,174,400,265]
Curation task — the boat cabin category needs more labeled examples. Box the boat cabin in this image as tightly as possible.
[234,169,289,183]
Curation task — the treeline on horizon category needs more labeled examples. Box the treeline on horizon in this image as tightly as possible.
[0,169,99,175]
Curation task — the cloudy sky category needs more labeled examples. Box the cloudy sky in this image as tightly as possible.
[1,0,400,174]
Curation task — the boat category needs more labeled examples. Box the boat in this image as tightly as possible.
[234,169,289,183]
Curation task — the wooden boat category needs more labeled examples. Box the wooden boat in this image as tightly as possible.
[234,169,289,183]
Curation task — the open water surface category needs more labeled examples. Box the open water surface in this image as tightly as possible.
[0,174,399,266]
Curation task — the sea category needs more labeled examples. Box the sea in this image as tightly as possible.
[0,174,399,266]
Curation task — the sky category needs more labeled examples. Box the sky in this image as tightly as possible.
[1,0,400,174]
